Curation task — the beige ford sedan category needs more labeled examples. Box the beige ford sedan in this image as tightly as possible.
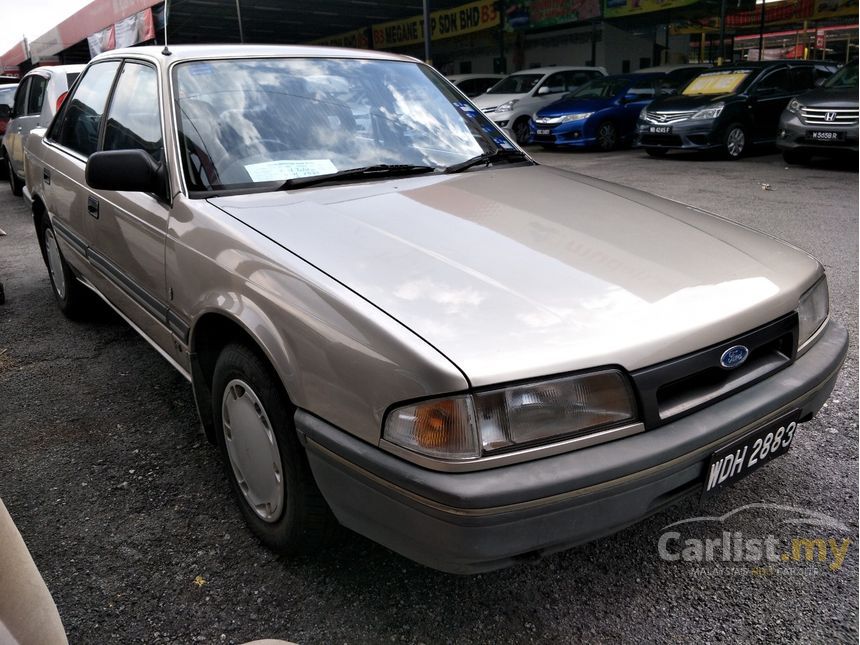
[23,45,847,573]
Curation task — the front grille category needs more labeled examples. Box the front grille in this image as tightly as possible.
[642,110,696,124]
[631,314,798,428]
[801,107,859,126]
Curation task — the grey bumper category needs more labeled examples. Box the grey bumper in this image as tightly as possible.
[297,322,848,574]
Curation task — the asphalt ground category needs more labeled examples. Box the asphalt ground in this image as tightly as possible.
[0,146,857,644]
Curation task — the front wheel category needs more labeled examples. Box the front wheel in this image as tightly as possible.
[596,121,618,151]
[722,123,747,160]
[512,118,531,145]
[212,343,337,554]
[7,156,23,196]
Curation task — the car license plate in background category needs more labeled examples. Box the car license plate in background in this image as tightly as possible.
[703,409,802,497]
[537,129,551,135]
[649,126,672,134]
[809,131,844,142]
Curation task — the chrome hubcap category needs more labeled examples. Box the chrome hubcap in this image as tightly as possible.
[727,128,744,157]
[44,228,66,299]
[222,379,284,522]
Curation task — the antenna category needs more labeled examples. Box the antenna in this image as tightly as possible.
[162,0,172,55]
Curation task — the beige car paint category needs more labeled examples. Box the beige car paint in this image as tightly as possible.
[24,45,824,463]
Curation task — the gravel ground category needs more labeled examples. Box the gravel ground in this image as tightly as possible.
[0,147,856,645]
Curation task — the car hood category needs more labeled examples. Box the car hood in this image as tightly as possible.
[209,166,820,386]
[472,93,525,110]
[648,93,735,111]
[539,97,613,116]
[795,86,858,108]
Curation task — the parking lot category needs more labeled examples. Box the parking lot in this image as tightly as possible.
[0,146,856,644]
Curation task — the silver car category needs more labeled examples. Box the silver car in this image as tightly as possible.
[23,45,847,574]
[3,64,84,195]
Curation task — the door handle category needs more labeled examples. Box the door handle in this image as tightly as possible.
[87,195,99,219]
[43,168,51,185]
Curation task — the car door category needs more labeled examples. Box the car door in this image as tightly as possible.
[749,66,793,141]
[531,71,569,111]
[5,76,31,176]
[42,60,121,276]
[85,59,177,355]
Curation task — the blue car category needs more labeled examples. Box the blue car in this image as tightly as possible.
[530,73,670,151]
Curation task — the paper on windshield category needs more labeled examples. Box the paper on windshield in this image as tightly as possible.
[245,159,338,182]
[683,71,750,96]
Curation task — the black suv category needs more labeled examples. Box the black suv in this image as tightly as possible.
[777,59,858,164]
[635,61,837,159]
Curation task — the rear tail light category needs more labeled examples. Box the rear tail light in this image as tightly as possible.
[56,91,69,112]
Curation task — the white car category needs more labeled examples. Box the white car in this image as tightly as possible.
[2,64,84,195]
[472,65,607,143]
[446,73,505,98]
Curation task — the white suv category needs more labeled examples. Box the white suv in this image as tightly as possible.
[472,65,607,143]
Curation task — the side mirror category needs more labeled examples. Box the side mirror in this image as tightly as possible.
[86,149,165,197]
[0,104,10,120]
[754,85,779,96]
[537,86,552,95]
[814,77,827,87]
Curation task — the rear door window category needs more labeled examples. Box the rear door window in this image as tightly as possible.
[26,75,47,115]
[53,61,120,157]
[13,78,29,116]
[756,67,792,94]
[791,67,815,91]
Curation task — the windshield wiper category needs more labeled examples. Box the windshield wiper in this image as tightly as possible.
[279,164,436,190]
[444,148,530,174]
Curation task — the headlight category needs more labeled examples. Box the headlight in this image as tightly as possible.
[797,277,829,347]
[787,98,803,115]
[691,102,725,120]
[560,112,594,123]
[383,369,637,460]
[496,99,519,113]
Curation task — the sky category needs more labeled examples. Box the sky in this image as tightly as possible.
[0,0,92,55]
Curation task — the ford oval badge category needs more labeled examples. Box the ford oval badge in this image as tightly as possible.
[720,345,750,369]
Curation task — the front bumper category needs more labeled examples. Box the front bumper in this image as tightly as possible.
[297,322,847,574]
[635,119,723,150]
[776,113,859,154]
[530,120,596,147]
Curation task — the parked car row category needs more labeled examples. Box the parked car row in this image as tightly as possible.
[462,59,856,162]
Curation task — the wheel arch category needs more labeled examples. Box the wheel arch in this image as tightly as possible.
[189,307,297,444]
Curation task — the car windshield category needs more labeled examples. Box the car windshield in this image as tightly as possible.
[0,86,15,107]
[173,57,512,194]
[486,74,542,94]
[825,62,858,88]
[682,70,752,95]
[571,77,630,99]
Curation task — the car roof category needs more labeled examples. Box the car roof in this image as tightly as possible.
[509,66,603,75]
[23,64,86,78]
[94,44,421,65]
[634,64,711,73]
[447,73,504,81]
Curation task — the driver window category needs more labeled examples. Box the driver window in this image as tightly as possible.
[103,62,163,164]
[540,72,566,94]
[13,78,29,117]
[756,68,791,94]
[627,78,656,99]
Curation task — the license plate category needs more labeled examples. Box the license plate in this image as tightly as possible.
[703,409,801,497]
[809,130,844,142]
[537,129,551,135]
[649,125,672,134]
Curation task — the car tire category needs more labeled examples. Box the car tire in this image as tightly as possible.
[512,117,531,145]
[596,121,618,151]
[40,217,90,318]
[782,149,810,165]
[7,156,23,196]
[722,123,746,160]
[212,342,337,555]
[645,147,668,158]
